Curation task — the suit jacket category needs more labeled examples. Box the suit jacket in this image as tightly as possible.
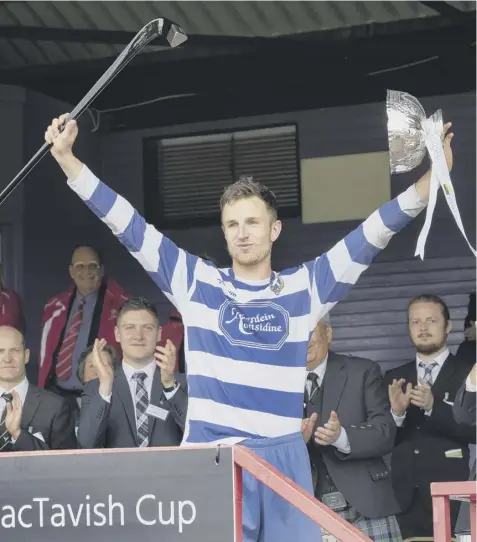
[39,277,129,388]
[453,379,476,427]
[77,367,187,449]
[384,354,475,512]
[5,385,77,452]
[453,378,476,534]
[306,352,400,519]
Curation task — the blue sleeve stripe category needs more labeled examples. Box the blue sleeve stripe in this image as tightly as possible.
[83,176,187,302]
[379,197,413,233]
[157,236,180,296]
[84,181,117,219]
[117,209,148,254]
[314,254,355,304]
[344,224,381,266]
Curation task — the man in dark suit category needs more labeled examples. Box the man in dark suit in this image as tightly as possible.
[0,325,76,452]
[302,315,402,541]
[384,294,475,539]
[453,363,476,542]
[78,297,187,449]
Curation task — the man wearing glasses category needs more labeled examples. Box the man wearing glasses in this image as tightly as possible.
[38,245,129,404]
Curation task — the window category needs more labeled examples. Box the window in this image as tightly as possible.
[144,124,300,229]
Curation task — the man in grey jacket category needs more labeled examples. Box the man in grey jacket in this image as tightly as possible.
[302,315,401,541]
[78,297,187,449]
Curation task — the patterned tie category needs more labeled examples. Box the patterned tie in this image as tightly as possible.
[306,372,319,402]
[419,361,438,386]
[56,298,86,381]
[133,372,149,448]
[0,393,13,452]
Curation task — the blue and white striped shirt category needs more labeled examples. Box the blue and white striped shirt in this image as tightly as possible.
[68,166,426,445]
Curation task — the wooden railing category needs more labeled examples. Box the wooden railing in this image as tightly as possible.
[234,445,373,542]
[431,481,476,542]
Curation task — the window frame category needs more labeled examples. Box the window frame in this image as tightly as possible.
[143,122,301,230]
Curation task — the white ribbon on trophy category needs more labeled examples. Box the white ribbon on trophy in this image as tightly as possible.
[386,89,475,260]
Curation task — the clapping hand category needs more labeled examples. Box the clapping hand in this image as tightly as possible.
[301,412,318,444]
[388,378,412,417]
[410,377,434,412]
[314,411,342,446]
[154,339,177,389]
[92,338,114,397]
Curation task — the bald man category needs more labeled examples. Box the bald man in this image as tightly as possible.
[0,326,76,452]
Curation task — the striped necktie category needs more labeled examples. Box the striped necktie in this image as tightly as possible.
[56,298,86,381]
[306,372,319,402]
[133,372,149,447]
[0,392,13,452]
[419,361,438,386]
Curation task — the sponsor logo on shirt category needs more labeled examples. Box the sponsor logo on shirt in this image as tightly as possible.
[219,300,289,350]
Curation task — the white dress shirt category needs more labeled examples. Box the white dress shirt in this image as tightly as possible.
[306,354,351,454]
[100,359,179,412]
[392,348,449,427]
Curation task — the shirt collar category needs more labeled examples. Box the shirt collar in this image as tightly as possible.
[122,359,156,382]
[0,377,29,406]
[307,353,329,384]
[416,347,450,369]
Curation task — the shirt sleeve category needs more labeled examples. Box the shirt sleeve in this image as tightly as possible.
[332,426,351,454]
[307,184,426,321]
[67,165,200,311]
[163,383,180,400]
[391,409,406,427]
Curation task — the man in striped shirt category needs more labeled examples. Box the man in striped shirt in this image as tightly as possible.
[45,115,454,542]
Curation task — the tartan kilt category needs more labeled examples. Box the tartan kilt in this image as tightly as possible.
[322,507,403,542]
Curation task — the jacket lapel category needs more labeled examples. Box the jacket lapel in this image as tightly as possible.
[114,369,138,445]
[148,368,164,441]
[431,353,458,397]
[321,352,347,418]
[21,385,41,430]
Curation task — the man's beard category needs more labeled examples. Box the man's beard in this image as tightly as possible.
[229,245,271,268]
[414,336,447,356]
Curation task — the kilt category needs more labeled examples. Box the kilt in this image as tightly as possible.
[322,505,402,542]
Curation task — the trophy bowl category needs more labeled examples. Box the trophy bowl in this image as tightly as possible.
[387,90,443,174]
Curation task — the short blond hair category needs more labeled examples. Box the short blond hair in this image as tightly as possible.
[220,175,278,220]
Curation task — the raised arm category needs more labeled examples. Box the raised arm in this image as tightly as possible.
[308,125,454,319]
[45,115,198,310]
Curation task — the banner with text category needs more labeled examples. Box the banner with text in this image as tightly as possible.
[0,447,236,541]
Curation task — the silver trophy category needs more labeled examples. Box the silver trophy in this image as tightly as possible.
[386,89,475,259]
[387,90,443,174]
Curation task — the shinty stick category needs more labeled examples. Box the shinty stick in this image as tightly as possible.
[0,18,187,206]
